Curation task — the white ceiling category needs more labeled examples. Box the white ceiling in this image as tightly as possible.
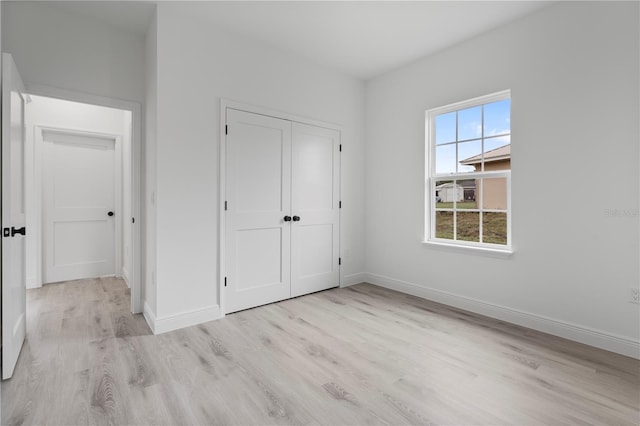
[48,1,553,80]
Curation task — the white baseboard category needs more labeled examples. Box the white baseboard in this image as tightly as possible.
[143,302,157,333]
[341,272,366,287]
[26,276,41,289]
[121,267,130,288]
[144,302,222,335]
[364,273,640,359]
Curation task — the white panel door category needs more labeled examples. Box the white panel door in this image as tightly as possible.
[225,109,292,313]
[43,131,116,283]
[290,123,340,297]
[2,53,27,379]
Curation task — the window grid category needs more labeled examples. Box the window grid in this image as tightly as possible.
[426,90,511,250]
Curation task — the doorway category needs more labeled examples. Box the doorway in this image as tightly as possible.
[2,54,142,380]
[24,92,141,313]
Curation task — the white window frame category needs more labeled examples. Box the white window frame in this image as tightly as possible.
[424,90,512,254]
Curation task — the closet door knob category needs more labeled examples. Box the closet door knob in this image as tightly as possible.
[283,216,292,222]
[292,216,300,222]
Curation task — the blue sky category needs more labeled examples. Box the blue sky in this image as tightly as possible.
[434,99,510,174]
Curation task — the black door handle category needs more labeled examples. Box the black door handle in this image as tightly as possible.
[10,226,26,237]
[108,211,114,217]
[283,216,292,222]
[292,216,300,222]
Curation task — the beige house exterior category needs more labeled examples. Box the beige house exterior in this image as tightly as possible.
[459,144,510,210]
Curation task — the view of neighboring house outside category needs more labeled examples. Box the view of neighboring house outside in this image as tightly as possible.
[459,144,510,210]
[458,179,476,201]
[435,182,464,202]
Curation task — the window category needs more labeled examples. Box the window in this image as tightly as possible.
[425,90,511,251]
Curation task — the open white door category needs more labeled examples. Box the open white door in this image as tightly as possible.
[2,53,27,380]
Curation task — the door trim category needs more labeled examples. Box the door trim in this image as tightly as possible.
[38,126,122,284]
[219,99,342,316]
[26,85,143,313]
[2,52,28,380]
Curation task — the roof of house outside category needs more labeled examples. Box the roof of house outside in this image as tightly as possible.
[460,144,510,165]
[435,182,463,189]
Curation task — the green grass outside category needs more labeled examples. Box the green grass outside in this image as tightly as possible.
[435,211,507,245]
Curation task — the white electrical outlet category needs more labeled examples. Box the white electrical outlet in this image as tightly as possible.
[630,288,640,304]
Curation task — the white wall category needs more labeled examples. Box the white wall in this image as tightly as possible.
[1,2,145,104]
[143,10,158,317]
[365,2,639,356]
[150,4,365,325]
[24,95,129,288]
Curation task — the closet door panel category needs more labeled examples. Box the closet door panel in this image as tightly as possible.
[291,123,340,297]
[225,109,292,313]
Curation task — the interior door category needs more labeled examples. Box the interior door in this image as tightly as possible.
[2,53,27,380]
[290,122,340,297]
[42,131,116,283]
[225,109,292,313]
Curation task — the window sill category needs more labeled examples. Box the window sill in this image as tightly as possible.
[422,240,513,258]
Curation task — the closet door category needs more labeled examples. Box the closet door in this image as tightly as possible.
[290,123,340,297]
[225,109,292,313]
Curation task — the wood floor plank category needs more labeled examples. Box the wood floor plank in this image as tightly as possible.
[2,279,638,425]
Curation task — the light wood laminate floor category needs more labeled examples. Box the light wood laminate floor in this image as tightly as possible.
[2,278,639,425]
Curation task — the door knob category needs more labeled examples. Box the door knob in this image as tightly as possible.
[292,216,300,222]
[107,211,114,217]
[283,216,292,222]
